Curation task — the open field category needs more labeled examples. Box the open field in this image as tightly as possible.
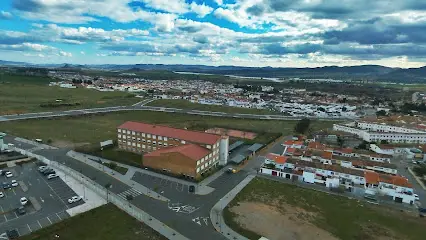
[18,204,165,240]
[0,75,139,115]
[224,177,426,240]
[0,111,335,148]
[146,99,277,115]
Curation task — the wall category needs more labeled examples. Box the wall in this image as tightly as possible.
[143,152,197,178]
[303,171,316,184]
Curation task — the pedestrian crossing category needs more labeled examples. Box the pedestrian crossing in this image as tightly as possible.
[117,188,143,200]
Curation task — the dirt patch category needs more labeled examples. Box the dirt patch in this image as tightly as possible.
[52,140,90,148]
[357,223,402,240]
[97,101,106,104]
[229,202,338,240]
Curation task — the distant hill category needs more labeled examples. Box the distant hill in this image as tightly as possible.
[0,60,424,83]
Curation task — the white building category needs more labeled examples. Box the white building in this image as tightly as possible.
[333,122,426,144]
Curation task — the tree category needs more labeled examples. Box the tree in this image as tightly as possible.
[376,110,387,116]
[342,106,347,112]
[380,140,389,144]
[294,118,311,135]
[318,107,326,112]
[337,136,344,148]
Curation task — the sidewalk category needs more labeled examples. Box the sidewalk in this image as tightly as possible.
[67,151,169,202]
[210,174,256,240]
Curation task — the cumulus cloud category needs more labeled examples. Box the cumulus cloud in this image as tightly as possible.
[190,2,213,18]
[0,11,13,19]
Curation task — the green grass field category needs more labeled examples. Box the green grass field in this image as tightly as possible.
[0,75,139,115]
[224,177,426,240]
[146,99,278,115]
[0,111,335,147]
[19,204,165,240]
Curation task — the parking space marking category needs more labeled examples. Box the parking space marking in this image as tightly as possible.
[47,216,52,224]
[13,211,18,218]
[37,220,42,228]
[39,175,69,209]
[27,224,31,232]
[56,212,62,220]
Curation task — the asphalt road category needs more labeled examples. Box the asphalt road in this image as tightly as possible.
[0,104,349,123]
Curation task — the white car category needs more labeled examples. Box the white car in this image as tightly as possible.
[47,174,59,180]
[68,196,82,204]
[11,180,18,187]
[38,166,48,171]
[414,194,420,201]
[5,172,13,178]
[0,192,4,198]
[20,197,28,205]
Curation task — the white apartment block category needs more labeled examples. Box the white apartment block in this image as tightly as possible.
[333,122,426,144]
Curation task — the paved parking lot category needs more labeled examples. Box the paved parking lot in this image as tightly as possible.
[0,161,84,238]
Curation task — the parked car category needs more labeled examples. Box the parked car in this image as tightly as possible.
[42,169,55,176]
[47,174,59,180]
[38,166,48,171]
[16,206,26,215]
[3,182,11,189]
[20,197,28,205]
[6,229,19,239]
[11,180,18,187]
[40,167,52,173]
[68,196,82,204]
[5,171,13,178]
[0,192,4,198]
[414,194,420,201]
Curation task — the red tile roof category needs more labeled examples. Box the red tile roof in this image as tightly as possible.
[144,144,210,161]
[265,153,288,164]
[322,151,333,160]
[364,171,380,184]
[118,121,221,145]
[283,140,304,146]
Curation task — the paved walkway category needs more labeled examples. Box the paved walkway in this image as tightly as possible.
[210,174,256,240]
[67,151,169,202]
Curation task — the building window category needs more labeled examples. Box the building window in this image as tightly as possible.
[164,143,168,146]
[196,167,200,173]
[132,131,135,135]
[127,130,131,134]
[137,144,141,147]
[142,145,146,149]
[147,134,151,138]
[127,142,131,146]
[158,136,163,140]
[197,160,200,166]
[209,153,212,158]
[181,140,186,144]
[201,165,205,170]
[118,134,122,138]
[142,133,146,137]
[153,135,156,139]
[164,137,168,141]
[132,143,136,146]
[207,145,211,149]
[137,138,140,142]
[118,129,122,133]
[159,142,163,146]
[153,141,156,145]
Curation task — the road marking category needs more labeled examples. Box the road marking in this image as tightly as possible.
[47,216,52,224]
[202,217,209,225]
[56,212,62,220]
[40,175,69,209]
[27,224,32,232]
[40,197,44,203]
[14,211,18,218]
[192,217,201,225]
[0,206,7,222]
[12,188,16,195]
[37,220,42,228]
[0,233,8,239]
[28,181,32,186]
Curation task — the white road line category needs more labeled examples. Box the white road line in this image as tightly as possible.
[27,224,32,232]
[56,212,62,220]
[47,216,52,224]
[13,211,18,218]
[37,220,42,228]
[12,188,16,195]
[0,206,7,222]
[40,174,69,209]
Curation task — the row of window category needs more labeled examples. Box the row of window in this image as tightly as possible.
[118,129,168,141]
[196,159,218,173]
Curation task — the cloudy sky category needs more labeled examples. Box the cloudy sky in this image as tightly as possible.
[0,0,426,68]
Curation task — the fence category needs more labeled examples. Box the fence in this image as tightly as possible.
[13,147,189,240]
